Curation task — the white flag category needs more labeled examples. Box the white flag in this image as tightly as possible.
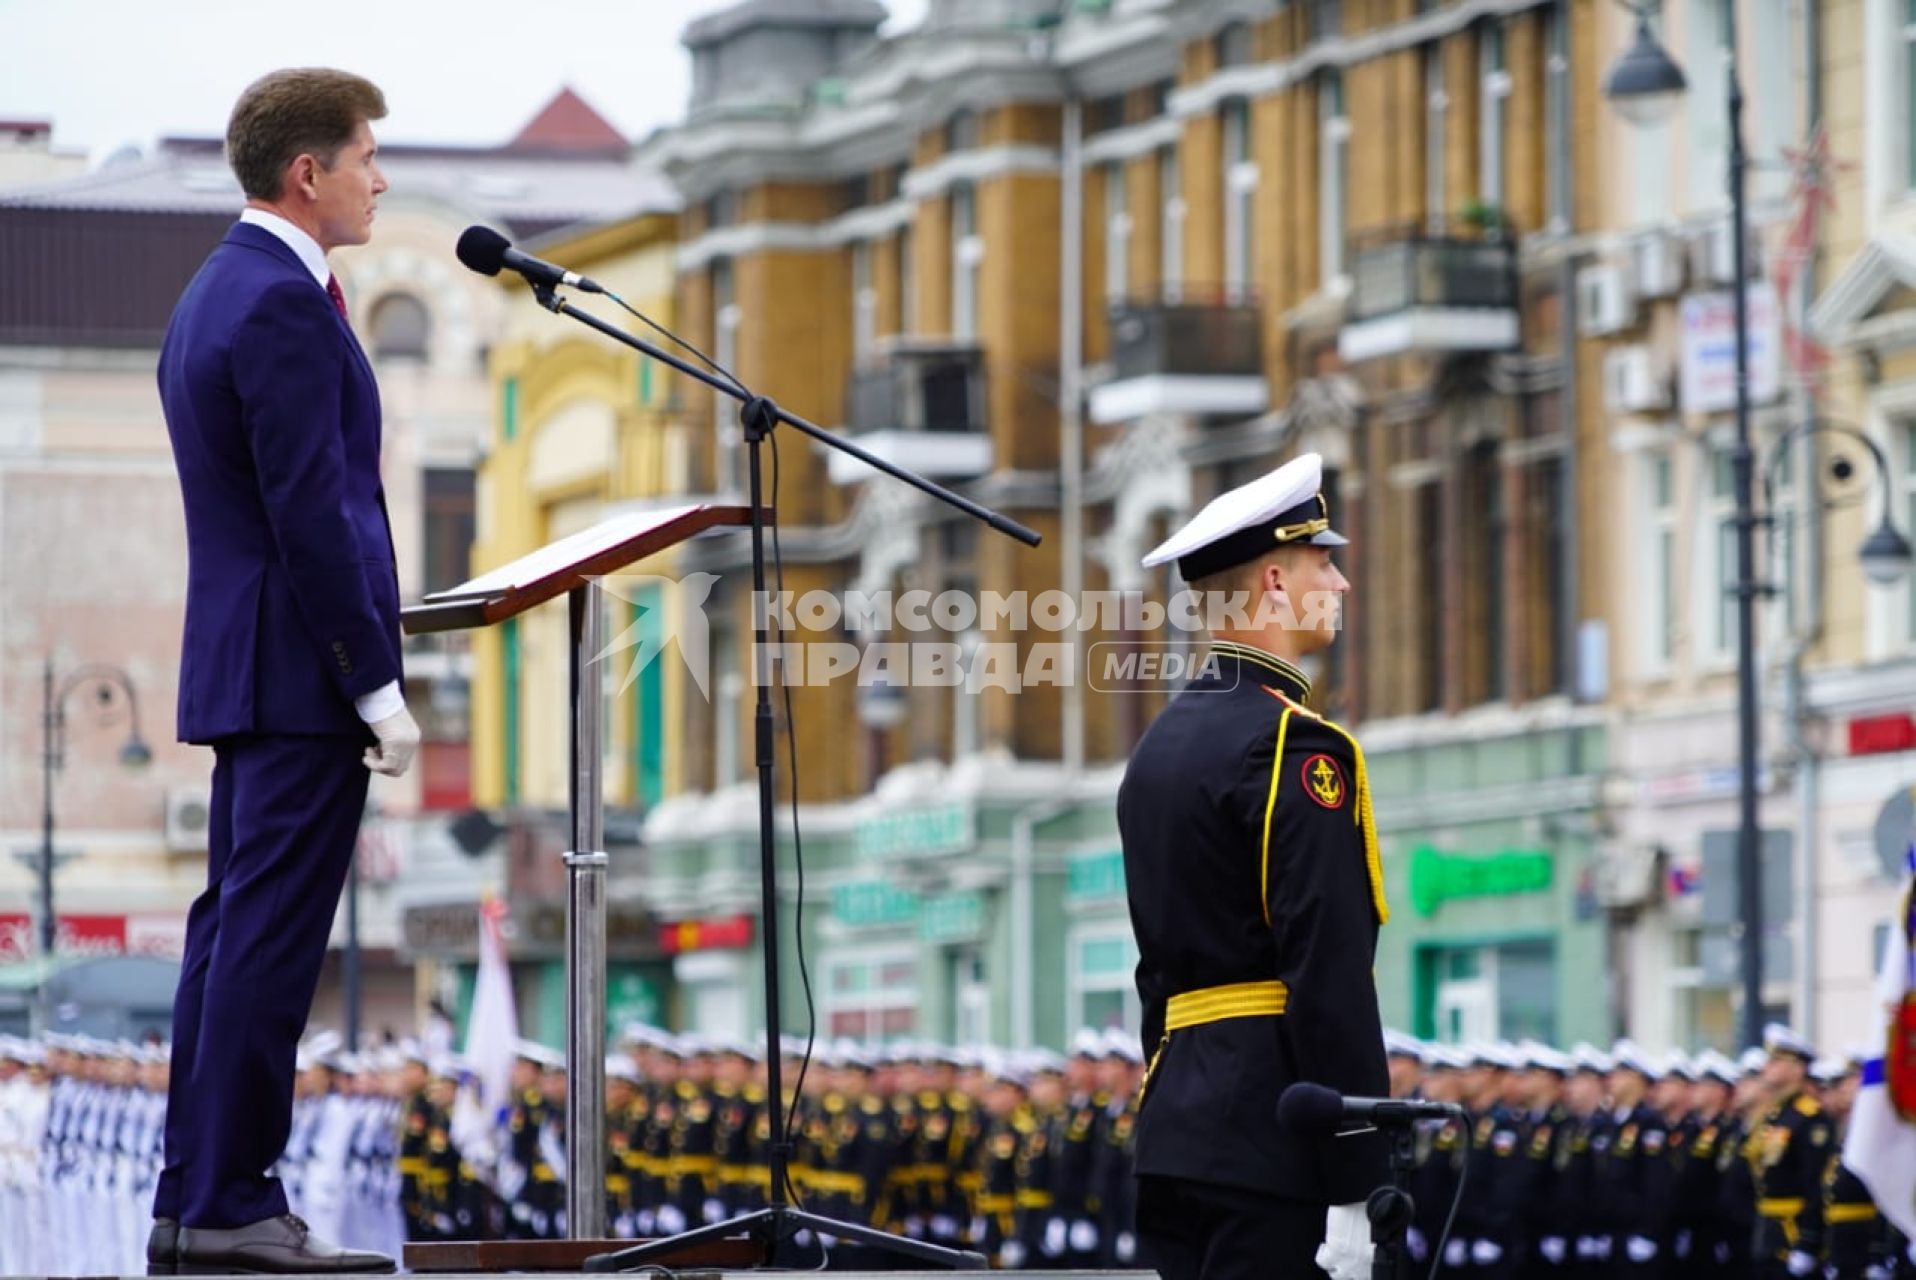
[1841,875,1916,1240]
[463,896,519,1121]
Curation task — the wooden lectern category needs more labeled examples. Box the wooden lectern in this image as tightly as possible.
[399,502,759,1270]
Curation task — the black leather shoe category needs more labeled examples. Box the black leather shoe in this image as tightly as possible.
[175,1215,396,1275]
[148,1218,180,1276]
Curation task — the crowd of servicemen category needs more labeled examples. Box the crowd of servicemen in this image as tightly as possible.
[0,1019,1908,1276]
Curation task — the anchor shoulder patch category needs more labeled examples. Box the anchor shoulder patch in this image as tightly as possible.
[1300,752,1348,810]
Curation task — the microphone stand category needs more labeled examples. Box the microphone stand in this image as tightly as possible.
[1366,1123,1418,1280]
[518,281,1035,1274]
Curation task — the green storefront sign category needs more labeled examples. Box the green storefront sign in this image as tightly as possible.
[1066,850,1126,902]
[854,804,973,861]
[832,881,921,928]
[1409,845,1553,918]
[921,891,985,943]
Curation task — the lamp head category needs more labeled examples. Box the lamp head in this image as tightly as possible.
[1605,17,1687,128]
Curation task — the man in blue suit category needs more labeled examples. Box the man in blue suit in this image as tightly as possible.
[150,68,419,1276]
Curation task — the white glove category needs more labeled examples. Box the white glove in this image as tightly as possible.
[363,704,420,777]
[1068,1220,1098,1253]
[999,1239,1026,1268]
[1042,1216,1067,1257]
[1539,1236,1567,1265]
[1625,1235,1658,1264]
[1445,1236,1469,1267]
[1115,1232,1136,1263]
[1316,1202,1372,1280]
[1406,1227,1428,1261]
[1786,1250,1817,1277]
[968,1216,986,1244]
[702,1197,725,1224]
[654,1204,686,1235]
[1863,1265,1891,1280]
[1472,1238,1505,1265]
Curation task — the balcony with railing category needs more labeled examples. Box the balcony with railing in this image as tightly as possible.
[1090,292,1268,424]
[1338,226,1520,362]
[833,338,990,485]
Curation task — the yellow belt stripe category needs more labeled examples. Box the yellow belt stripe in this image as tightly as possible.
[1167,980,1289,1028]
[1757,1198,1807,1217]
[1825,1204,1878,1224]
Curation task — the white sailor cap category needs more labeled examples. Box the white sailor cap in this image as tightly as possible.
[1661,1050,1697,1082]
[1763,1023,1816,1062]
[1609,1039,1657,1078]
[513,1039,564,1070]
[1142,453,1346,581]
[1738,1047,1769,1077]
[606,1054,643,1085]
[1694,1050,1740,1086]
[1571,1043,1614,1075]
[1070,1028,1106,1060]
[1383,1029,1423,1060]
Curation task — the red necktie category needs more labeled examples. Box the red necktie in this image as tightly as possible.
[326,274,349,322]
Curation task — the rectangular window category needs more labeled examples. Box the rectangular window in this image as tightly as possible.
[951,183,980,340]
[1468,443,1505,704]
[1417,479,1445,712]
[1069,925,1142,1036]
[1308,0,1342,41]
[1215,20,1253,68]
[1903,423,1916,642]
[823,947,920,1041]
[1479,22,1509,209]
[1105,160,1130,304]
[1545,4,1571,230]
[1535,453,1568,693]
[1689,0,1732,211]
[1425,43,1448,232]
[852,239,876,363]
[1320,74,1350,289]
[1159,145,1184,297]
[897,226,916,337]
[711,258,740,493]
[1906,0,1916,190]
[422,468,476,597]
[712,618,739,788]
[1702,446,1739,664]
[1222,99,1256,301]
[1646,450,1678,670]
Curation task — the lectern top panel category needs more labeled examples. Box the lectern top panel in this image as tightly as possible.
[401,503,756,635]
[430,505,705,600]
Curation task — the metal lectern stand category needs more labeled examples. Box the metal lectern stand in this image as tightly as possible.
[399,503,757,1271]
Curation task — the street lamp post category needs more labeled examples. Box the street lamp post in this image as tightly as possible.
[39,658,152,964]
[1607,8,1915,1049]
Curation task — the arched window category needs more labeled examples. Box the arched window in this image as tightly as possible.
[370,291,431,363]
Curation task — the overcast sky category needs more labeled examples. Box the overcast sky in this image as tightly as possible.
[0,0,929,163]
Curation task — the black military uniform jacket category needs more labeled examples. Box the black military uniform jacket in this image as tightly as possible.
[1120,640,1390,1203]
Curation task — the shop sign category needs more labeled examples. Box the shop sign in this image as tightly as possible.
[1849,713,1916,757]
[400,900,659,958]
[659,914,754,955]
[1066,850,1127,902]
[854,803,973,862]
[832,880,920,929]
[920,891,984,944]
[0,913,185,962]
[1679,282,1780,414]
[1408,846,1553,918]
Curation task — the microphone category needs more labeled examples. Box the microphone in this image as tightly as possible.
[456,225,604,295]
[1278,1081,1462,1138]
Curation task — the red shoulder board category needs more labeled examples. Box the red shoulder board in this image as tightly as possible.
[1890,991,1916,1121]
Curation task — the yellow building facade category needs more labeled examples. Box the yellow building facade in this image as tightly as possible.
[469,212,694,814]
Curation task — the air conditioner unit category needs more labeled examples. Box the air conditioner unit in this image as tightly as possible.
[1629,233,1685,299]
[1602,345,1672,414]
[1575,265,1635,336]
[1691,220,1757,287]
[165,786,212,853]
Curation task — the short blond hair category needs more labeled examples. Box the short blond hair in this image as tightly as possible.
[226,68,387,201]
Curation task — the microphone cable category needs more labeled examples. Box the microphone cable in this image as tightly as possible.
[577,286,821,1211]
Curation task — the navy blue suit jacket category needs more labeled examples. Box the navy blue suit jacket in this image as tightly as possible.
[159,222,400,744]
